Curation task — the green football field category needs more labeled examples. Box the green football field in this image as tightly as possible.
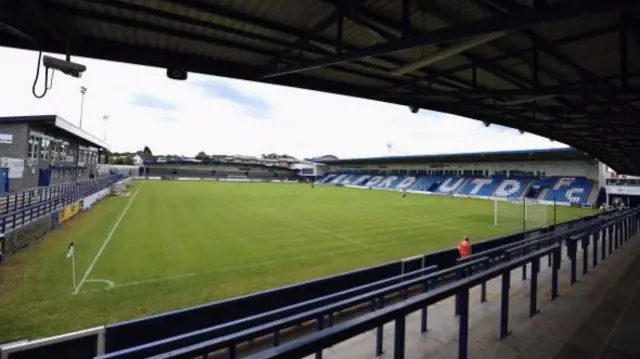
[0,181,595,341]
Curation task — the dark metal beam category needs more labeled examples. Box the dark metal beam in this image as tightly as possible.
[474,1,640,115]
[377,86,640,98]
[263,0,631,78]
[425,24,618,78]
[80,0,300,51]
[348,13,397,40]
[267,12,340,67]
[357,5,605,131]
[471,0,640,117]
[344,7,541,107]
[42,2,465,97]
[525,31,640,115]
[41,2,282,58]
[154,0,515,93]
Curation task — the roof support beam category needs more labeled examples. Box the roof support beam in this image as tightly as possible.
[378,86,640,98]
[427,24,618,78]
[41,2,284,58]
[151,0,504,93]
[472,0,640,115]
[267,12,341,67]
[262,0,632,78]
[79,0,304,51]
[390,31,507,76]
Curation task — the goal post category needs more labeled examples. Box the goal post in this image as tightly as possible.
[494,197,549,231]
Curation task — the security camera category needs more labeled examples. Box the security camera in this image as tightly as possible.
[519,129,525,134]
[483,121,491,127]
[167,67,188,80]
[409,106,419,114]
[42,55,86,78]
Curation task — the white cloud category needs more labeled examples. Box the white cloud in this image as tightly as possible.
[0,47,567,158]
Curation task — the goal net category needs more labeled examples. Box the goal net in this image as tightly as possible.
[494,197,549,231]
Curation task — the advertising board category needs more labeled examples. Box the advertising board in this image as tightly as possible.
[58,201,81,224]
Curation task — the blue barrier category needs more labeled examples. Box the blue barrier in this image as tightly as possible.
[97,265,442,359]
[143,209,639,359]
[0,176,121,235]
[101,257,491,359]
[155,246,560,359]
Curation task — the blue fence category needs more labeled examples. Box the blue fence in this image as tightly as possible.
[0,176,122,235]
[0,207,635,359]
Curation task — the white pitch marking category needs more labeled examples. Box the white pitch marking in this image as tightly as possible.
[84,278,116,289]
[73,186,141,295]
[76,234,443,295]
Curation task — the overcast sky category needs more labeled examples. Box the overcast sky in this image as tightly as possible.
[0,47,568,159]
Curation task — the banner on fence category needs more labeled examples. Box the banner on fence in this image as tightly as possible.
[58,201,81,224]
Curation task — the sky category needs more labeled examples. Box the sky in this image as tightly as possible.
[0,47,568,159]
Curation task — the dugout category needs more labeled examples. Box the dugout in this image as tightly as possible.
[0,115,110,192]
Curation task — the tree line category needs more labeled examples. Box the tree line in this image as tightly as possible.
[108,148,298,165]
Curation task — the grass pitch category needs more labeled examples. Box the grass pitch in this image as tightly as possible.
[0,181,594,341]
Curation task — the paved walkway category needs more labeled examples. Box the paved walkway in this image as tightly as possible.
[553,253,640,359]
[305,234,640,359]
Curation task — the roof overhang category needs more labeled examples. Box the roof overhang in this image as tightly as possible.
[1,0,639,173]
[322,148,595,166]
[0,115,110,151]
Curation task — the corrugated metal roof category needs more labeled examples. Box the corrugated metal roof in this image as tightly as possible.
[1,0,639,173]
[323,147,591,166]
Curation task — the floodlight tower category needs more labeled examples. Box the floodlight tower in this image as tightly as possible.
[79,86,87,128]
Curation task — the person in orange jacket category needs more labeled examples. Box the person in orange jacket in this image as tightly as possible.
[458,236,472,258]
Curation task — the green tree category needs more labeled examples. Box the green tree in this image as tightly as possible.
[142,146,153,160]
[195,151,209,160]
[113,157,128,165]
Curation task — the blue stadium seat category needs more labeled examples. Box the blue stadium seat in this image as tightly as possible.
[543,177,593,204]
[435,177,467,194]
[493,177,533,198]
[408,176,442,192]
[319,172,594,205]
[457,177,502,196]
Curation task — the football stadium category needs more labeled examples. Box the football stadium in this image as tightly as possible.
[1,1,640,359]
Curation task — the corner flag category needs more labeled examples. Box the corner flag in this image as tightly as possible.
[67,242,77,291]
[66,242,75,258]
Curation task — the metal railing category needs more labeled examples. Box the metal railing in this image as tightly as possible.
[97,221,602,359]
[139,210,639,359]
[0,176,122,234]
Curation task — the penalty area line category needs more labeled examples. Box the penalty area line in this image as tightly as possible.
[73,185,141,295]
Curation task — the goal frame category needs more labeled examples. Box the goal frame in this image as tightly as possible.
[493,196,547,229]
